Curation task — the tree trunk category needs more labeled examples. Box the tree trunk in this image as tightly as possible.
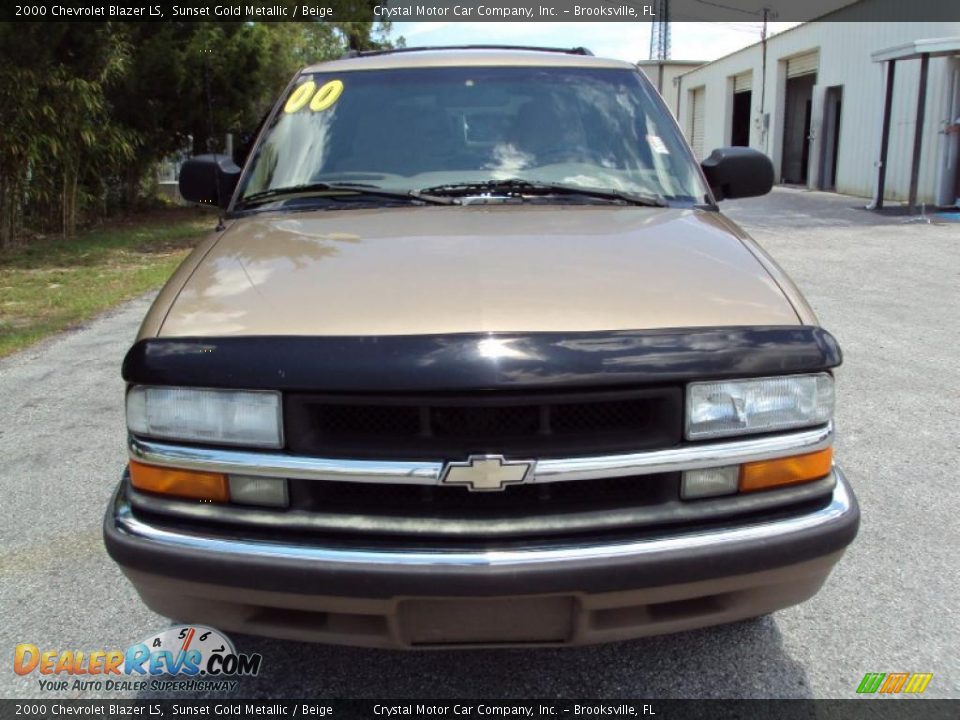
[70,169,80,237]
[0,178,9,249]
[61,167,79,239]
[62,170,68,239]
[125,161,141,211]
[68,170,78,238]
[0,174,8,249]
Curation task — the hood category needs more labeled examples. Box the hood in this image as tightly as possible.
[155,205,801,338]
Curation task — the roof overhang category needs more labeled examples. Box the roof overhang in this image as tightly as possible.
[636,60,706,66]
[872,37,960,63]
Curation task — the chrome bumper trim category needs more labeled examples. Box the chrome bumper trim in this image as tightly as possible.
[130,436,439,484]
[111,470,854,568]
[536,423,832,483]
[129,423,832,486]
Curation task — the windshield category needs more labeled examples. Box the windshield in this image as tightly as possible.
[239,65,709,205]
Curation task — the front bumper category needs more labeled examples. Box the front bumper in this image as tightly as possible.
[104,469,858,647]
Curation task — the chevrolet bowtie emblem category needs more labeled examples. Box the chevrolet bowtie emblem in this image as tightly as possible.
[440,455,536,492]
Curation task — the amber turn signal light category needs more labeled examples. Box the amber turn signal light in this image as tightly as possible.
[129,460,229,502]
[739,447,833,492]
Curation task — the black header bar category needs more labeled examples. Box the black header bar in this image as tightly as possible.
[3,0,959,23]
[0,699,955,719]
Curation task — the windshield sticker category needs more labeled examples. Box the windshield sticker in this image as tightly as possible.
[646,134,670,155]
[310,80,344,112]
[283,81,316,113]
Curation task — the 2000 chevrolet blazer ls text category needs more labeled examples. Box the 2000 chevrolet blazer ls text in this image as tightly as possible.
[104,46,859,648]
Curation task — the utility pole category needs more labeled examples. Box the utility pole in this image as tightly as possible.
[649,0,671,61]
[759,7,771,150]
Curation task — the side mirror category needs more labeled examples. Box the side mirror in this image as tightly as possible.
[701,147,774,201]
[179,154,241,209]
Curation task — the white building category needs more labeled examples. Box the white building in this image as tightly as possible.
[637,60,704,116]
[674,0,960,207]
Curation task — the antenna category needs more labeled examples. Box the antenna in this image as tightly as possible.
[203,47,226,231]
[649,0,671,61]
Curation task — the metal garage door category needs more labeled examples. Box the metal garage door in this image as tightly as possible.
[690,86,705,159]
[786,51,819,78]
[733,71,753,93]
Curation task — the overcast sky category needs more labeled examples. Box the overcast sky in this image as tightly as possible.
[389,21,802,63]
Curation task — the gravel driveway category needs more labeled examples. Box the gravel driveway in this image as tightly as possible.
[1,187,957,699]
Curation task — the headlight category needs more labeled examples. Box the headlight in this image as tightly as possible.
[686,373,833,440]
[126,386,282,448]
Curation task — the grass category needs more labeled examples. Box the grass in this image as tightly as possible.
[0,208,215,358]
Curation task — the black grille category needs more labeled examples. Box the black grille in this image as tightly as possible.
[289,473,680,517]
[284,387,682,460]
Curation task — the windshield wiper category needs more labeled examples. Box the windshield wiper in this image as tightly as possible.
[417,179,667,207]
[237,182,457,209]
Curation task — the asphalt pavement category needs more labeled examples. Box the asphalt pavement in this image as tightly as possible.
[1,188,957,699]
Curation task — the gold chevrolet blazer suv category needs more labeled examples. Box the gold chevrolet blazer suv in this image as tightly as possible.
[104,46,858,648]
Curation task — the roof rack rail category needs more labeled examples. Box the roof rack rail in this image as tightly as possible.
[339,45,594,59]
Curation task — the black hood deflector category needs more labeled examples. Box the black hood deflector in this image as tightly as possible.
[122,326,842,392]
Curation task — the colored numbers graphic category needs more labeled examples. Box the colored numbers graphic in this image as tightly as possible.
[284,80,344,114]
